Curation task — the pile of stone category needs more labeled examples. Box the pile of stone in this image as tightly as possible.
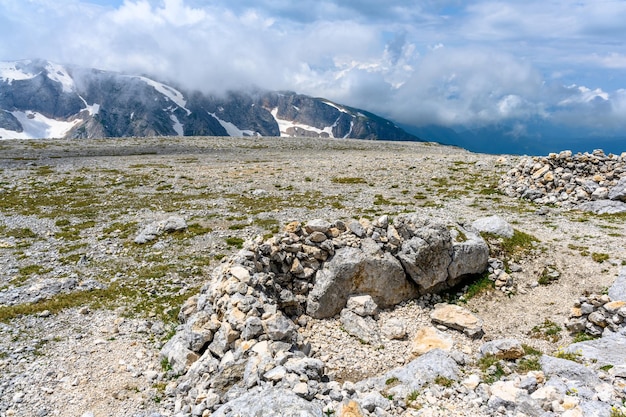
[499,149,626,213]
[566,269,626,337]
[158,214,626,416]
[160,213,492,415]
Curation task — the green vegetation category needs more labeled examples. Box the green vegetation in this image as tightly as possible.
[530,319,562,342]
[160,357,173,372]
[572,332,598,343]
[406,390,421,409]
[461,273,495,302]
[478,354,506,384]
[433,376,454,387]
[12,264,52,286]
[385,377,399,385]
[554,348,582,363]
[522,344,542,356]
[5,227,37,239]
[225,237,245,249]
[331,177,367,184]
[517,345,542,373]
[538,266,560,286]
[591,252,610,263]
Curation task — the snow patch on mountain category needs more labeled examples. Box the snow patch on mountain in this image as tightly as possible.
[170,115,184,136]
[322,100,350,114]
[78,96,100,116]
[45,62,74,93]
[208,112,258,137]
[0,61,38,84]
[1,111,81,139]
[135,76,191,115]
[270,108,335,138]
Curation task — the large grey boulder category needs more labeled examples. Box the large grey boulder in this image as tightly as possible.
[396,222,453,293]
[306,238,418,318]
[471,215,514,238]
[448,227,489,281]
[212,387,323,417]
[357,349,459,399]
[134,215,187,244]
[608,177,626,201]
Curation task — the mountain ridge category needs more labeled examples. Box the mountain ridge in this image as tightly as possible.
[0,59,421,142]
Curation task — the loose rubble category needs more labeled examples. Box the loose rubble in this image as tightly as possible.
[499,149,626,212]
[160,216,626,417]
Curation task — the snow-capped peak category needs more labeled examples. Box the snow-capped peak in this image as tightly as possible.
[45,62,75,93]
[0,60,39,84]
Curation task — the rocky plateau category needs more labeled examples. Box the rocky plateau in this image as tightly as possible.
[0,136,625,417]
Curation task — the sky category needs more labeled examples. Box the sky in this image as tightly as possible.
[1,0,626,135]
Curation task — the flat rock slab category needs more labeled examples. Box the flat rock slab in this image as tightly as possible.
[540,355,602,392]
[411,326,453,356]
[578,200,626,214]
[608,267,626,301]
[357,349,459,399]
[212,388,323,417]
[566,328,626,368]
[430,303,484,339]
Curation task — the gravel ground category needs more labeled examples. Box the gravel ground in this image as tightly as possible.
[0,136,624,416]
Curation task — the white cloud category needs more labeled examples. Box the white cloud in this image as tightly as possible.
[1,0,626,135]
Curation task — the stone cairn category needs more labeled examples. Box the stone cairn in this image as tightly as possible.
[499,149,626,211]
[161,213,491,416]
[566,294,626,337]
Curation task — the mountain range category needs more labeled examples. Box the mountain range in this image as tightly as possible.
[2,59,624,156]
[0,59,419,143]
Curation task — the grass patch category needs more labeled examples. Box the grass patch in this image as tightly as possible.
[225,237,245,249]
[530,319,562,342]
[373,194,393,206]
[522,344,542,356]
[331,177,367,184]
[185,223,213,237]
[406,390,420,409]
[553,348,582,363]
[5,227,37,239]
[591,252,609,263]
[517,346,542,373]
[538,266,560,286]
[478,354,506,384]
[385,377,399,385]
[433,376,454,387]
[572,332,598,343]
[461,273,494,302]
[102,221,138,239]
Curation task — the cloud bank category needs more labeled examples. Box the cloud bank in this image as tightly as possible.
[1,0,626,135]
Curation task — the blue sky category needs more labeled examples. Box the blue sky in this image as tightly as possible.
[1,0,626,135]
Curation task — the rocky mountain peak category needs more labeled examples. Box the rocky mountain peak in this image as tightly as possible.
[0,59,420,142]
